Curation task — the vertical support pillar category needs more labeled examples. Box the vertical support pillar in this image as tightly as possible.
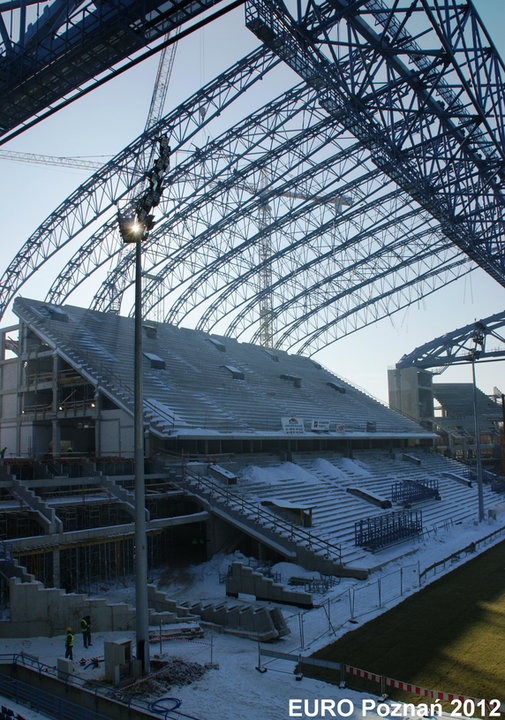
[134,236,149,675]
[94,391,101,458]
[51,353,61,457]
[53,549,61,588]
[471,359,485,522]
[15,325,27,456]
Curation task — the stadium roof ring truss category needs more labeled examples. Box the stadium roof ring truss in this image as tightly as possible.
[0,0,504,356]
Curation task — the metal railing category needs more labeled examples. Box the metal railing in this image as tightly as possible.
[420,524,505,583]
[0,653,203,720]
[179,466,343,565]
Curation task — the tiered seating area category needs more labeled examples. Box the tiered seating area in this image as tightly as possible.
[200,449,500,569]
[10,297,501,576]
[15,298,430,439]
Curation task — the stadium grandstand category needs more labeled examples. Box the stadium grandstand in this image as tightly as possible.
[0,297,502,613]
[0,0,505,713]
[388,368,504,469]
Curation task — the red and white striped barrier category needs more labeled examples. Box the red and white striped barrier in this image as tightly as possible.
[345,664,489,705]
[345,665,383,685]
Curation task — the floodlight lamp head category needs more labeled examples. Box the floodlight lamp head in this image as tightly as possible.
[118,211,145,243]
[130,221,143,235]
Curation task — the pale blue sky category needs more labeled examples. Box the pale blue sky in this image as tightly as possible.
[0,0,503,403]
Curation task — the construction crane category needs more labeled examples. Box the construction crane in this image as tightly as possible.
[244,172,352,348]
[0,150,104,172]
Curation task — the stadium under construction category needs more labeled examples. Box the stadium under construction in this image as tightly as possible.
[0,0,504,657]
[0,296,504,635]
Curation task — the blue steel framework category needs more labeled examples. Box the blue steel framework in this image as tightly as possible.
[396,310,505,369]
[0,1,503,356]
[390,479,440,506]
[354,510,423,550]
[0,0,238,143]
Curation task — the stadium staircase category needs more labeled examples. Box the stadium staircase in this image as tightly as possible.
[166,466,373,577]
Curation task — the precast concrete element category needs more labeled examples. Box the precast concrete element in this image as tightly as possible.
[0,578,192,638]
[225,561,313,608]
[149,583,289,641]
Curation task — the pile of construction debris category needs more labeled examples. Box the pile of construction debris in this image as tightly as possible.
[124,658,209,698]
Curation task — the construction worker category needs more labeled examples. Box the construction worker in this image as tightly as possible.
[80,615,92,648]
[65,627,74,660]
[85,615,92,647]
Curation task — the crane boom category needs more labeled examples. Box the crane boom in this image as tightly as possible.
[0,41,177,172]
[0,150,103,171]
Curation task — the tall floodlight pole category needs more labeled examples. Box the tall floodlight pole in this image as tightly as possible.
[118,136,171,675]
[470,323,485,523]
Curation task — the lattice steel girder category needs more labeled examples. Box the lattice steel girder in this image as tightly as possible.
[396,310,505,368]
[148,133,376,323]
[202,204,458,345]
[245,0,505,285]
[48,80,318,308]
[289,258,474,356]
[218,221,445,341]
[0,0,230,141]
[0,44,277,320]
[87,83,334,313]
[270,245,469,350]
[173,171,406,330]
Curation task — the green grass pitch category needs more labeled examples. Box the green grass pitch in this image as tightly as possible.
[306,539,505,709]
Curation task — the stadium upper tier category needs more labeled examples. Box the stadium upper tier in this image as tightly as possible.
[14,297,430,440]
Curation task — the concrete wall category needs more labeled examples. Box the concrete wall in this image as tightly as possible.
[225,562,313,608]
[99,410,134,457]
[0,424,16,455]
[2,392,18,417]
[388,367,434,423]
[0,578,184,639]
[19,424,34,457]
[2,663,161,720]
[1,361,18,391]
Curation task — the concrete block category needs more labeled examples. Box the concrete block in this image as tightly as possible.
[57,658,75,679]
[149,611,178,625]
[269,607,289,636]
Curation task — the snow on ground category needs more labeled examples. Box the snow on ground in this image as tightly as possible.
[2,500,505,719]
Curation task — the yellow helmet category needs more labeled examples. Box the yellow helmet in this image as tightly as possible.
[66,627,72,632]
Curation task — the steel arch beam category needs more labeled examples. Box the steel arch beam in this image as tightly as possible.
[220,222,445,343]
[101,118,426,322]
[46,78,312,309]
[0,45,277,320]
[290,258,474,357]
[158,137,376,325]
[87,83,328,313]
[204,203,455,346]
[180,171,401,332]
[246,0,505,284]
[397,311,505,368]
[261,245,470,351]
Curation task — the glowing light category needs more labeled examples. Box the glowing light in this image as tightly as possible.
[131,221,143,234]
